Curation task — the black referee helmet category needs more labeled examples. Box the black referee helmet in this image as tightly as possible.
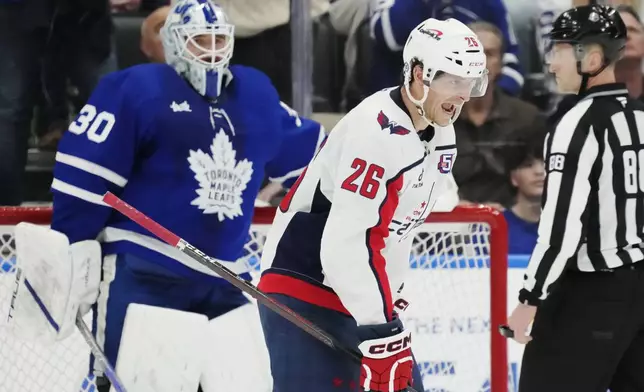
[548,4,627,93]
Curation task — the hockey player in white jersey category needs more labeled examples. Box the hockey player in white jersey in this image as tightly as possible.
[258,18,488,392]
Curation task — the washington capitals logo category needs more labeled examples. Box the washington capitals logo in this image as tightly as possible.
[377,111,411,136]
[418,27,443,41]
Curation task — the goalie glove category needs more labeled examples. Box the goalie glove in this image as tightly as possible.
[13,223,101,342]
[357,318,413,392]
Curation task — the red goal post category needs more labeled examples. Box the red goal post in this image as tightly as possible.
[0,205,510,392]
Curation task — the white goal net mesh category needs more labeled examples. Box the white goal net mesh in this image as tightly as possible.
[0,207,512,392]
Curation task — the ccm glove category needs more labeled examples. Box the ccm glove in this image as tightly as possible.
[357,318,413,391]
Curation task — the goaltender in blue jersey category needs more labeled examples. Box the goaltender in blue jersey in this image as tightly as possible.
[48,1,324,389]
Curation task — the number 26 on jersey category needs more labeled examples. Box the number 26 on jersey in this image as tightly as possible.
[341,158,385,199]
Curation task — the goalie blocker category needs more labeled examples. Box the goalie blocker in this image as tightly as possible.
[11,222,101,342]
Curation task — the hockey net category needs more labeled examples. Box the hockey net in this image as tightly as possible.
[0,206,511,392]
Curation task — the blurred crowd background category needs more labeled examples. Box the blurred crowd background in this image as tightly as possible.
[1,0,643,254]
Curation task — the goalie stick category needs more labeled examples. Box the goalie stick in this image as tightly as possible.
[11,273,128,392]
[102,191,419,392]
[75,312,128,392]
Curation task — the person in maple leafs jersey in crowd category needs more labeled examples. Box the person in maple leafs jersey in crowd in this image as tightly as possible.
[37,0,324,390]
[257,17,487,392]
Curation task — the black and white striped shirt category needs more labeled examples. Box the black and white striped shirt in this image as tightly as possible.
[520,83,644,305]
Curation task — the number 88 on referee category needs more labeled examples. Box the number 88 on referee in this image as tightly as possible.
[503,4,644,392]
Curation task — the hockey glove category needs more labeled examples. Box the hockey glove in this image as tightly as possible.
[357,318,413,392]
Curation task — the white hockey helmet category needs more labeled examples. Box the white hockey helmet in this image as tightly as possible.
[402,18,488,126]
[160,0,234,100]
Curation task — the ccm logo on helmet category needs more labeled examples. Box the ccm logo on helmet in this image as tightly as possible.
[369,335,412,355]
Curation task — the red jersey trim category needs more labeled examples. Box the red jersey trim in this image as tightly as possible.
[258,272,350,316]
[279,167,308,213]
[365,175,404,322]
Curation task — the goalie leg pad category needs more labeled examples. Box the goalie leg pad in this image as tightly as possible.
[200,303,271,392]
[96,253,227,375]
[95,254,191,374]
[111,303,209,392]
[10,222,101,342]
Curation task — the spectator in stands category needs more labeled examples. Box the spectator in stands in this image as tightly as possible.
[615,5,644,99]
[38,0,117,151]
[111,0,141,13]
[369,0,524,96]
[0,0,114,205]
[452,22,548,209]
[329,0,370,111]
[138,0,169,13]
[503,137,545,255]
[0,2,54,205]
[217,0,330,105]
[140,5,170,62]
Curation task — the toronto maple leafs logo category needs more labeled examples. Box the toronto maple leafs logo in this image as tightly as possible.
[377,111,411,135]
[187,129,253,221]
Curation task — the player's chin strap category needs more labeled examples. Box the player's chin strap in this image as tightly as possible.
[576,44,609,95]
[404,82,437,128]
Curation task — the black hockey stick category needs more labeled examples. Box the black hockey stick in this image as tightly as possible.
[102,192,418,392]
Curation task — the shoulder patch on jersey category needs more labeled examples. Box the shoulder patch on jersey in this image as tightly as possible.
[187,129,254,221]
[438,153,455,174]
[377,111,411,135]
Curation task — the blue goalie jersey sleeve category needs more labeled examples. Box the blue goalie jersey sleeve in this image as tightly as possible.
[51,72,153,243]
[265,102,326,188]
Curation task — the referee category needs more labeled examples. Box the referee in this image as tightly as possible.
[505,5,644,392]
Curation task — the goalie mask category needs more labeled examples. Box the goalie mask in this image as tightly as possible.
[402,18,489,127]
[161,0,234,100]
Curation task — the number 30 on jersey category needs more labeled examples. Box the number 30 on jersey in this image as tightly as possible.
[68,104,116,144]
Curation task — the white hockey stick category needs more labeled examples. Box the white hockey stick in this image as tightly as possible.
[102,191,419,392]
[15,270,128,392]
